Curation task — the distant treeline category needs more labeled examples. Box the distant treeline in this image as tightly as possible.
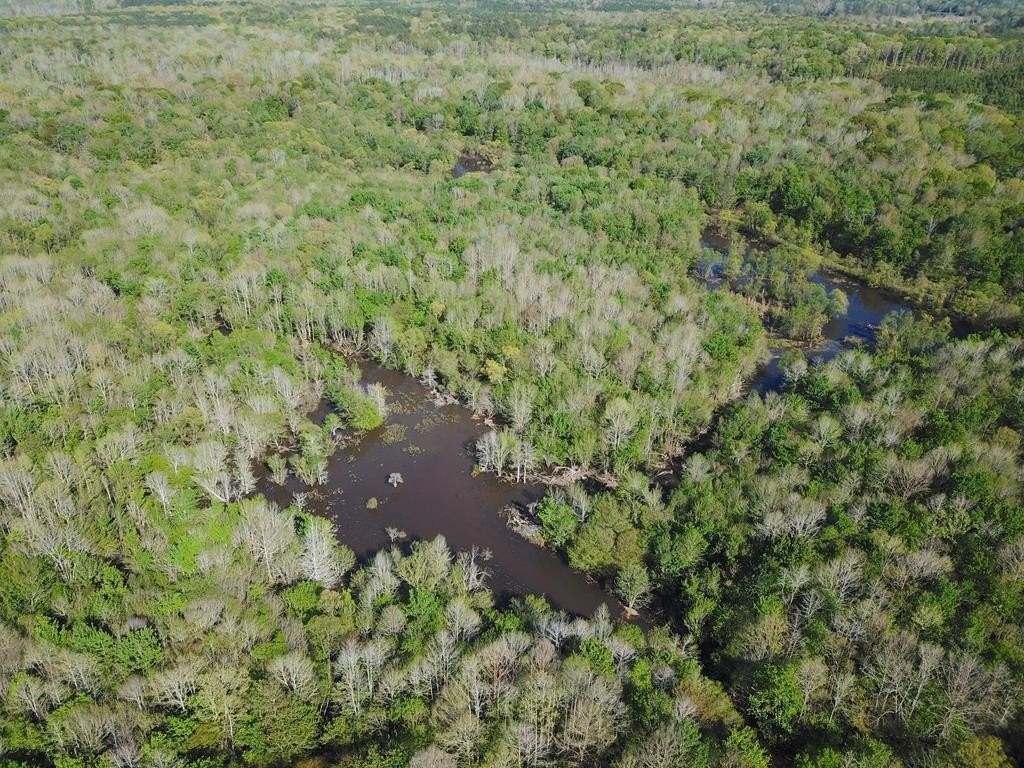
[881,60,1023,113]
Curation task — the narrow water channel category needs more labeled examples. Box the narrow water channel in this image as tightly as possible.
[256,363,624,619]
[699,228,914,393]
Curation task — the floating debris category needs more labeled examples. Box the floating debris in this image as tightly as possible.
[380,423,407,445]
[502,504,543,546]
[431,390,458,407]
[366,497,379,510]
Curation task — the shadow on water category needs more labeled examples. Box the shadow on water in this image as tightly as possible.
[751,271,914,395]
[257,362,632,621]
[662,229,988,497]
[658,228,920,486]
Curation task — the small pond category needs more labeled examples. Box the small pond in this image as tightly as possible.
[452,150,493,178]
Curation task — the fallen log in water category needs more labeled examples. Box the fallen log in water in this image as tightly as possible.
[501,503,543,546]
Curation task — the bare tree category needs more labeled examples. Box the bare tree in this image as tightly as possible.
[504,382,535,434]
[11,676,62,721]
[455,546,491,593]
[146,663,200,712]
[299,516,351,588]
[437,711,484,762]
[194,667,248,746]
[615,563,651,613]
[446,598,482,642]
[409,746,457,768]
[510,438,536,483]
[190,441,237,503]
[935,652,1017,740]
[616,723,697,768]
[559,674,624,762]
[604,397,635,453]
[815,550,864,607]
[234,498,296,582]
[378,604,408,637]
[476,430,515,476]
[335,639,376,715]
[884,456,937,500]
[364,382,389,421]
[369,317,394,362]
[565,484,591,523]
[144,472,174,512]
[998,537,1024,582]
[510,672,559,766]
[268,652,316,699]
[49,701,110,755]
[0,456,36,519]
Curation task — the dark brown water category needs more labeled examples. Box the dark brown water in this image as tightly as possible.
[452,150,493,178]
[257,363,625,618]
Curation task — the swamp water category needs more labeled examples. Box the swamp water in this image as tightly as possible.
[452,150,493,178]
[699,228,915,393]
[257,363,624,618]
[260,150,625,618]
[258,219,920,619]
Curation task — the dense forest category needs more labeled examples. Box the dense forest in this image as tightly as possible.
[0,1,1021,767]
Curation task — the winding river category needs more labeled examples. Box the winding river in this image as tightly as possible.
[259,165,922,618]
